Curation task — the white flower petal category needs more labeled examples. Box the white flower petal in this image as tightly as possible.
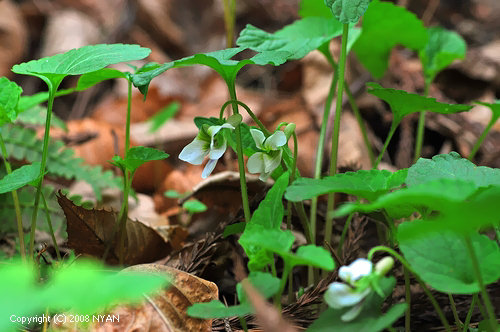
[339,258,373,285]
[341,301,365,322]
[259,171,272,181]
[250,129,266,150]
[264,131,286,150]
[208,123,234,137]
[263,150,282,174]
[209,139,227,160]
[247,152,266,174]
[324,282,370,309]
[179,138,208,165]
[202,159,218,178]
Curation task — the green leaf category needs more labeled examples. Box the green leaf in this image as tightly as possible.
[285,169,407,202]
[475,100,500,122]
[407,152,500,188]
[308,277,406,332]
[0,259,168,331]
[237,272,280,303]
[353,0,427,78]
[419,27,466,85]
[132,47,291,96]
[148,102,180,132]
[0,77,22,125]
[399,221,500,293]
[223,222,246,238]
[111,146,169,173]
[12,44,150,77]
[366,83,472,124]
[182,199,207,214]
[0,162,42,194]
[325,0,370,24]
[285,245,335,270]
[333,178,478,219]
[237,17,344,60]
[299,0,332,18]
[76,68,128,91]
[187,300,252,319]
[251,171,289,229]
[239,223,295,257]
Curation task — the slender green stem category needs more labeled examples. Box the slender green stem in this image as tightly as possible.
[226,82,252,222]
[125,80,132,154]
[325,24,349,263]
[239,317,248,332]
[219,99,270,135]
[311,52,339,245]
[404,267,411,332]
[374,121,399,169]
[463,236,498,331]
[448,294,463,329]
[275,264,291,310]
[469,116,497,161]
[462,294,477,332]
[222,0,236,48]
[117,170,131,265]
[414,84,430,163]
[40,190,61,261]
[337,212,353,256]
[0,132,25,260]
[30,81,61,259]
[368,246,451,332]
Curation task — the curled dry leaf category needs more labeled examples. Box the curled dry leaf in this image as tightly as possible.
[57,193,171,265]
[93,264,218,332]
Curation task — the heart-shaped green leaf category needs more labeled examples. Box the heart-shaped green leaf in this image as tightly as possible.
[0,162,42,194]
[236,272,280,303]
[132,47,291,96]
[111,146,169,174]
[419,27,466,86]
[407,152,500,188]
[12,44,150,77]
[285,169,407,202]
[76,68,128,91]
[0,77,22,126]
[399,221,500,293]
[325,0,370,24]
[367,83,472,124]
[239,223,295,257]
[354,0,427,78]
[284,245,335,270]
[237,17,344,60]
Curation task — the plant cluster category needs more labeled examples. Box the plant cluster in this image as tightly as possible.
[0,0,498,331]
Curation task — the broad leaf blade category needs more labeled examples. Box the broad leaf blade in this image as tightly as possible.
[354,0,427,78]
[299,0,332,18]
[286,245,335,270]
[237,272,280,303]
[399,222,500,293]
[237,17,344,60]
[325,0,370,24]
[12,44,150,77]
[285,169,407,202]
[407,152,500,188]
[0,77,22,126]
[367,83,472,123]
[420,27,466,85]
[76,68,128,91]
[112,146,169,173]
[0,162,41,194]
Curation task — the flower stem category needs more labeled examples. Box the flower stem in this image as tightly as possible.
[0,132,26,261]
[404,267,411,332]
[414,84,430,163]
[448,294,463,329]
[368,246,451,332]
[29,79,62,259]
[337,212,353,256]
[219,99,270,135]
[469,116,497,161]
[463,235,498,331]
[226,82,252,222]
[325,24,349,268]
[462,294,477,332]
[374,121,399,169]
[222,0,236,48]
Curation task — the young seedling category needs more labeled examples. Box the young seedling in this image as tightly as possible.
[11,44,151,260]
[182,199,207,225]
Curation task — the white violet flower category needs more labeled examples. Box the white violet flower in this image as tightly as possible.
[247,129,287,181]
[179,123,234,178]
[324,258,374,322]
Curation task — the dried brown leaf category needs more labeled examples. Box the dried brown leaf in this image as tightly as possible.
[57,193,170,265]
